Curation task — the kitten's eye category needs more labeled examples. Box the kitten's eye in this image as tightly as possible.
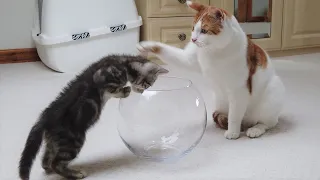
[200,29,207,34]
[109,88,117,93]
[106,85,120,93]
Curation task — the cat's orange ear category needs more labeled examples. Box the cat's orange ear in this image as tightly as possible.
[187,1,206,12]
[217,8,232,19]
[215,9,224,20]
[209,8,229,21]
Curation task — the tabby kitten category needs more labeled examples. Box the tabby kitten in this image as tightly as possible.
[19,54,168,180]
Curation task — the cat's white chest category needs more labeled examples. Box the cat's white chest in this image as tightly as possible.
[197,50,247,92]
[102,92,111,106]
[198,52,224,79]
[196,52,223,91]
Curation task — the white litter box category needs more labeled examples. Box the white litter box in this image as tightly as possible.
[33,0,142,73]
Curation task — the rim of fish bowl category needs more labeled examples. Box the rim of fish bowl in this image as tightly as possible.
[140,76,193,92]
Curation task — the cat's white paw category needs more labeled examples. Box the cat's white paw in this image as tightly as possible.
[136,41,161,56]
[224,130,240,140]
[246,127,265,138]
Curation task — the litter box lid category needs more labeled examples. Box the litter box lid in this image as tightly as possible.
[32,16,142,45]
[32,0,142,45]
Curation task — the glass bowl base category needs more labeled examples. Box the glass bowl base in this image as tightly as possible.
[122,139,196,162]
[143,144,180,159]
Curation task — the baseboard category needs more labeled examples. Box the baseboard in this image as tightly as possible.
[0,48,40,64]
[268,47,320,58]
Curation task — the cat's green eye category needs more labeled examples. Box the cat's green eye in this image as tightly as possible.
[200,29,207,34]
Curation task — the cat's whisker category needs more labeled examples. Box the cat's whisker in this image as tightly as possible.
[196,41,206,48]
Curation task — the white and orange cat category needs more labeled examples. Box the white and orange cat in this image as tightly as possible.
[137,1,285,139]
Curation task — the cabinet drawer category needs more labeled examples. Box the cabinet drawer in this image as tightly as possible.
[144,17,193,48]
[147,0,209,17]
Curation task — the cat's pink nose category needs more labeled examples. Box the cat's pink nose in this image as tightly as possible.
[192,38,197,42]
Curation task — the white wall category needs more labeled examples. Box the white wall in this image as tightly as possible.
[0,0,36,49]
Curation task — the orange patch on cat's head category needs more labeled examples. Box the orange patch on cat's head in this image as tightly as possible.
[188,1,232,35]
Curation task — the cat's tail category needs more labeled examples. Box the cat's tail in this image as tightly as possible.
[19,119,45,180]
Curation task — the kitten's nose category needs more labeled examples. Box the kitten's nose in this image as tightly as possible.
[192,38,197,42]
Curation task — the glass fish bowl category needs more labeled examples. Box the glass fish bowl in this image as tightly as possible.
[118,76,207,162]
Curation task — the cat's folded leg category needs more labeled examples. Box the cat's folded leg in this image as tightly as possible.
[213,112,248,132]
[213,111,228,129]
[246,123,269,138]
[225,88,249,139]
[137,41,201,73]
[246,75,284,138]
[212,93,229,130]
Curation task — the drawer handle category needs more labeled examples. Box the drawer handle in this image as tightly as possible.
[178,0,186,4]
[178,33,187,41]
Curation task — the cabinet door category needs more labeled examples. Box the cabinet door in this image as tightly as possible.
[147,0,209,17]
[209,0,224,8]
[211,0,283,51]
[142,17,193,62]
[144,17,193,48]
[282,0,320,49]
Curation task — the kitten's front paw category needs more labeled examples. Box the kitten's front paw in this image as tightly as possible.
[74,170,87,179]
[122,86,131,98]
[132,86,144,94]
[137,41,161,56]
[224,130,240,140]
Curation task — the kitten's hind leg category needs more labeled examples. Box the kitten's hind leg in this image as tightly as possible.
[51,148,87,179]
[41,143,54,174]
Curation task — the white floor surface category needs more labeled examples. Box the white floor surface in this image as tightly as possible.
[1,53,320,180]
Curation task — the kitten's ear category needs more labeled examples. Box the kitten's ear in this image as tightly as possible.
[156,66,169,75]
[93,69,106,83]
[187,1,206,12]
[144,62,169,75]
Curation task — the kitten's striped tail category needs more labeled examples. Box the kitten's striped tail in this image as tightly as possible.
[19,120,45,180]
